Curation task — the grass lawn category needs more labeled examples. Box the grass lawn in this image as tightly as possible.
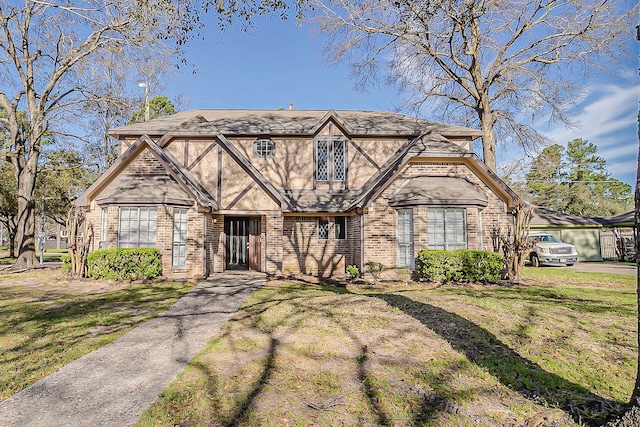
[138,267,636,427]
[0,248,65,264]
[0,268,194,402]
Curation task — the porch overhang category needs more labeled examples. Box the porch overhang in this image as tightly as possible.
[387,176,488,208]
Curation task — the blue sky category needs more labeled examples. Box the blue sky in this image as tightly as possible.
[163,17,638,187]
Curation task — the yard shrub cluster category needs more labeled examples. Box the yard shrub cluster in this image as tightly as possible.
[416,249,503,284]
[60,254,72,273]
[87,248,163,280]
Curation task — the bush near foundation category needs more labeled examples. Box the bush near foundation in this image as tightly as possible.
[416,249,503,284]
[87,248,162,280]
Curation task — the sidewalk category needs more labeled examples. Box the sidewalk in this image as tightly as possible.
[0,272,265,427]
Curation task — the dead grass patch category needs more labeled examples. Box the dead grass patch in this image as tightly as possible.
[136,272,635,427]
[0,268,194,401]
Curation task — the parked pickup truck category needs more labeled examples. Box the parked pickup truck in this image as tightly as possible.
[528,233,578,267]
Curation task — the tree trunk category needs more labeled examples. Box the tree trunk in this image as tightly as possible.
[603,122,640,425]
[11,157,38,268]
[627,107,640,409]
[500,201,534,282]
[479,110,497,172]
[8,227,16,258]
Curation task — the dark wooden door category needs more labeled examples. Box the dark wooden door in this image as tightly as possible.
[225,217,261,271]
[248,218,261,271]
[225,218,248,270]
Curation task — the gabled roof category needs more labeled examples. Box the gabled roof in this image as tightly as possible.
[75,135,217,209]
[531,207,602,227]
[95,174,196,206]
[109,110,484,139]
[350,132,519,211]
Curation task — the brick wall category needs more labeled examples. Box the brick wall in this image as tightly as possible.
[281,216,350,277]
[85,204,205,280]
[363,161,514,275]
[127,150,165,174]
[266,214,283,275]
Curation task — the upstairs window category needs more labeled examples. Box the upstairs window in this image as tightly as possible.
[315,139,346,182]
[254,138,275,159]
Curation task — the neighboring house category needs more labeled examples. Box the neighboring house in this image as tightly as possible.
[75,110,519,280]
[530,207,603,261]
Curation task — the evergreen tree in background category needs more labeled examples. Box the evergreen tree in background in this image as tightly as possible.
[128,96,178,124]
[523,138,632,217]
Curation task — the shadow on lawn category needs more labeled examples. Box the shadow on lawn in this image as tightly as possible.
[370,292,621,426]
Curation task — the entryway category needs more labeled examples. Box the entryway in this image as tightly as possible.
[224,217,262,271]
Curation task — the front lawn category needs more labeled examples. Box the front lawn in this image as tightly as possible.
[138,268,636,427]
[0,269,194,401]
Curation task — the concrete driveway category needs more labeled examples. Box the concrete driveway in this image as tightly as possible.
[528,261,636,276]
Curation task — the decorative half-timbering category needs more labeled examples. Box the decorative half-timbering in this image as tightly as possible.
[75,110,518,279]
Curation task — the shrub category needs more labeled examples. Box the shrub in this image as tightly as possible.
[416,249,502,284]
[365,261,384,284]
[346,265,360,280]
[60,254,72,274]
[87,248,162,280]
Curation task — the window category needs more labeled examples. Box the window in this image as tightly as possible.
[172,208,188,267]
[315,139,346,182]
[317,217,330,240]
[428,208,467,250]
[254,138,275,159]
[334,216,347,240]
[118,207,157,248]
[100,208,108,248]
[397,209,414,268]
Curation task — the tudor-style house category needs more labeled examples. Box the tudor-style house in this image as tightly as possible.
[75,110,518,280]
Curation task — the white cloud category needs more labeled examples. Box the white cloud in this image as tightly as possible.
[501,76,639,186]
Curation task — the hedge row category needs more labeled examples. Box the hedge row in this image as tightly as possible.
[416,249,503,284]
[86,248,162,280]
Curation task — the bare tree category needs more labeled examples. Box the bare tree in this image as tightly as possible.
[500,201,534,283]
[312,0,637,171]
[82,47,177,172]
[0,0,300,269]
[0,1,173,268]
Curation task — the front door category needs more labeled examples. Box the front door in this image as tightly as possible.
[248,218,261,271]
[225,217,262,271]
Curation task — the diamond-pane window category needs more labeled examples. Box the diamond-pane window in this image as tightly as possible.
[333,140,345,181]
[316,140,329,181]
[317,217,330,240]
[315,138,347,182]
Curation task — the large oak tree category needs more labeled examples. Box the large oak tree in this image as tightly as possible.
[312,0,636,171]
